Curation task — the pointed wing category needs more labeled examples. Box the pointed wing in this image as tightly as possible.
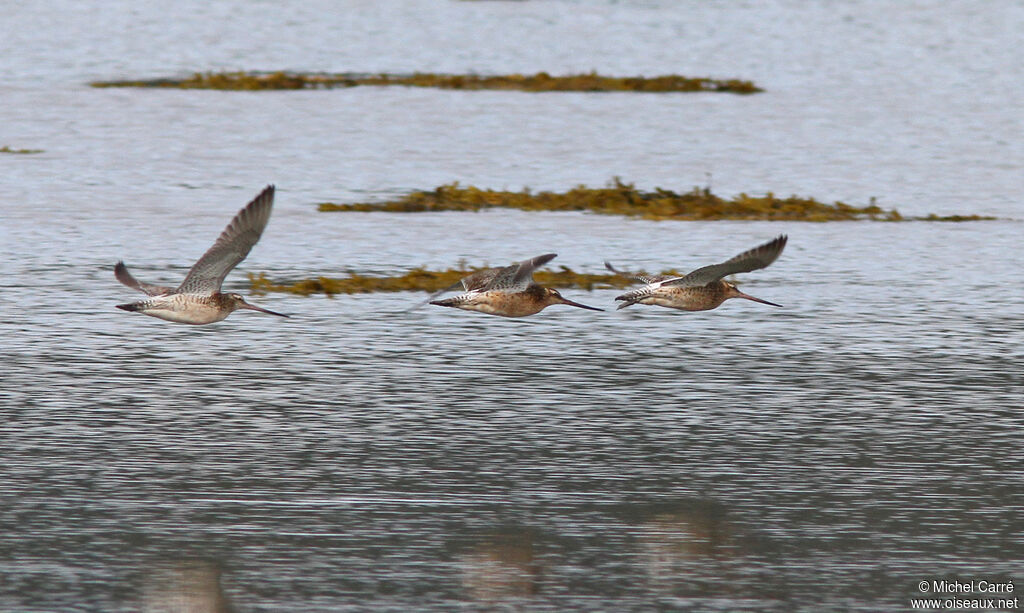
[175,185,275,294]
[114,261,175,296]
[663,235,787,288]
[481,253,557,292]
[604,261,673,284]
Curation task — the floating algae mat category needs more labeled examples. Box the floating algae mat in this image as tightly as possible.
[318,180,995,222]
[0,145,43,154]
[319,181,897,221]
[90,70,762,94]
[248,265,670,297]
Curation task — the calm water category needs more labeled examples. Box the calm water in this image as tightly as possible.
[1,1,1023,611]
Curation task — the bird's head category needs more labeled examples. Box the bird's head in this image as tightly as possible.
[544,288,604,312]
[724,283,782,307]
[227,293,290,317]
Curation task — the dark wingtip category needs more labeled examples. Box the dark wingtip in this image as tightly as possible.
[116,303,139,312]
[533,253,558,267]
[247,184,276,210]
[429,300,452,308]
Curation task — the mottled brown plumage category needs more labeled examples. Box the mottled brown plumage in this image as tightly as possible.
[607,235,787,312]
[429,254,603,318]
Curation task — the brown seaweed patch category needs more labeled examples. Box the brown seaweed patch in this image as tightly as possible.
[0,145,43,154]
[920,213,997,222]
[317,179,907,222]
[90,71,762,94]
[248,265,669,297]
[91,71,327,91]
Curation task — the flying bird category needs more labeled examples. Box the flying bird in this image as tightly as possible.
[114,185,288,324]
[606,235,787,312]
[429,253,603,317]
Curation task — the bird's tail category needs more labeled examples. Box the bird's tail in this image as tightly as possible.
[409,280,467,311]
[614,287,652,310]
[429,296,464,308]
[116,302,143,312]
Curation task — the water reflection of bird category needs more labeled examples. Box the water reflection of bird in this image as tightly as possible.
[140,559,234,613]
[606,235,787,312]
[114,185,288,324]
[428,253,603,317]
[629,500,739,597]
[457,529,541,602]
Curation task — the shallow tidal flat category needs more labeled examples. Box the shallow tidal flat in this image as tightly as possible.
[89,70,762,94]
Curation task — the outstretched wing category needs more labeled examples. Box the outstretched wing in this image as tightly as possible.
[114,261,174,296]
[176,185,275,294]
[663,235,787,288]
[481,253,557,292]
[459,267,504,292]
[604,261,673,285]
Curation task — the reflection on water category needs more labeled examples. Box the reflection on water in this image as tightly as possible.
[455,527,541,604]
[140,560,233,613]
[631,500,736,587]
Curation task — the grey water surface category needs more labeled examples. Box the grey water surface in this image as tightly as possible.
[1,1,1022,611]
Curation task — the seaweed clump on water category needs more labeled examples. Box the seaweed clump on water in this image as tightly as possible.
[317,179,905,222]
[248,265,662,297]
[90,71,322,91]
[919,213,997,222]
[357,71,763,94]
[90,71,762,94]
[0,145,43,154]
